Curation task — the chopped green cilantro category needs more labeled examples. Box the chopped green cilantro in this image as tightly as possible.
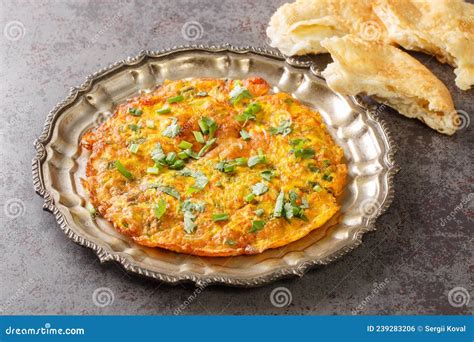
[154,199,167,219]
[229,84,252,105]
[250,220,265,233]
[261,169,275,181]
[252,182,269,196]
[162,118,181,138]
[240,129,251,140]
[269,119,292,136]
[273,190,285,217]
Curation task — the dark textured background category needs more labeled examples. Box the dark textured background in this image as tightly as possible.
[0,0,472,315]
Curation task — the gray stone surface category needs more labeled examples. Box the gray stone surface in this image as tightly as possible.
[0,0,472,315]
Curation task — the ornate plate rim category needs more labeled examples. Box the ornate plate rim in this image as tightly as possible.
[31,44,399,287]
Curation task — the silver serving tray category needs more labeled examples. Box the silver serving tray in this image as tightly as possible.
[32,45,397,287]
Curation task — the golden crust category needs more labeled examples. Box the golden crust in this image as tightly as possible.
[373,0,474,90]
[266,0,389,56]
[82,78,347,256]
[320,35,458,135]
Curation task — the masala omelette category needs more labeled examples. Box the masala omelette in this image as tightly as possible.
[81,77,347,256]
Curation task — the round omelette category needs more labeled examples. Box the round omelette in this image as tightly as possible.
[81,77,347,256]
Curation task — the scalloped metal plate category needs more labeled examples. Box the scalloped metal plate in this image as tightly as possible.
[32,45,398,287]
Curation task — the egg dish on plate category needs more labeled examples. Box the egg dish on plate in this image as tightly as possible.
[81,77,347,256]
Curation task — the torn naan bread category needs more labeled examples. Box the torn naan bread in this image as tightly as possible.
[373,0,474,90]
[267,0,388,56]
[320,35,459,135]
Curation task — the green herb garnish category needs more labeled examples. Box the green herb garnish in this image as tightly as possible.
[248,150,267,168]
[273,190,285,217]
[254,208,264,217]
[214,157,247,173]
[165,152,177,165]
[261,169,275,182]
[212,213,229,222]
[178,151,189,160]
[290,138,307,146]
[183,211,197,234]
[128,107,143,116]
[167,94,184,104]
[198,117,217,137]
[178,140,193,150]
[128,143,139,154]
[269,119,292,136]
[229,84,252,105]
[115,160,133,180]
[169,159,185,170]
[147,166,160,175]
[250,220,265,233]
[178,168,209,193]
[148,184,181,200]
[162,118,181,138]
[252,182,269,196]
[151,143,166,163]
[235,102,261,123]
[322,174,333,182]
[198,137,216,157]
[180,199,206,234]
[154,199,167,219]
[193,131,205,143]
[156,106,171,115]
[295,148,315,159]
[240,129,251,140]
[180,199,206,213]
[183,148,199,160]
[245,193,256,202]
[273,190,309,221]
[128,124,141,132]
